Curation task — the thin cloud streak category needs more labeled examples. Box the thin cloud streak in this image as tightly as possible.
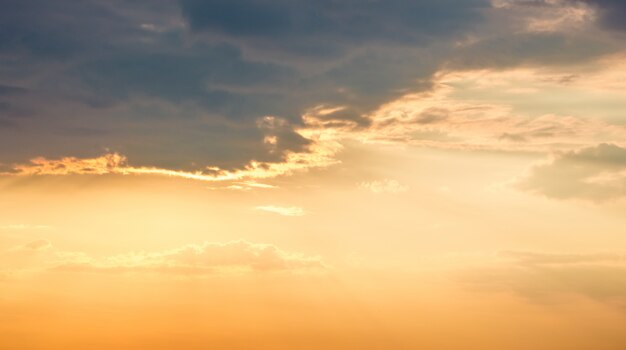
[255,206,306,217]
[2,239,326,275]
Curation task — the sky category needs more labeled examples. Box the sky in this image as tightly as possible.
[1,0,626,349]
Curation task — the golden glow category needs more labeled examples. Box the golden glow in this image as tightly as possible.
[3,58,626,349]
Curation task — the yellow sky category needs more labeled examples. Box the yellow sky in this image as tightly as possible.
[3,31,626,349]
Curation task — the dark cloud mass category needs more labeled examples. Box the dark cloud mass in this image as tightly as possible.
[180,0,487,46]
[580,0,626,32]
[0,0,621,171]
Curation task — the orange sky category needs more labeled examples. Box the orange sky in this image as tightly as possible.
[2,0,626,349]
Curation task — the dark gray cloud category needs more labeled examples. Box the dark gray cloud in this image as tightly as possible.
[521,0,626,33]
[447,32,614,70]
[0,0,622,171]
[0,0,493,170]
[579,0,626,32]
[180,0,488,49]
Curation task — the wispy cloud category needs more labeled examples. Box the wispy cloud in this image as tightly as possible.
[0,224,52,231]
[359,68,626,152]
[459,249,626,305]
[359,179,409,194]
[516,143,626,201]
[54,240,325,274]
[3,239,326,275]
[255,205,306,217]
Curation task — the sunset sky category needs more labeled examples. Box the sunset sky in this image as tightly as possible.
[1,1,626,349]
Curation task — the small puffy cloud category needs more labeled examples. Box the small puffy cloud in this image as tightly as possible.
[359,179,409,194]
[54,240,325,274]
[255,205,306,217]
[516,143,626,201]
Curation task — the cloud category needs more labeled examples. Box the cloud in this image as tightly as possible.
[575,0,626,32]
[54,240,325,274]
[5,64,626,184]
[504,0,626,33]
[0,224,51,231]
[516,143,626,201]
[0,0,492,172]
[347,67,626,152]
[460,250,626,305]
[21,239,52,251]
[6,0,620,173]
[359,179,409,194]
[1,115,342,184]
[1,0,624,179]
[500,250,625,265]
[493,0,595,33]
[255,206,306,217]
[0,239,325,275]
[180,0,489,49]
[1,234,326,276]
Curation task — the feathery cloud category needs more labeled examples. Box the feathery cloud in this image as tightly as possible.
[460,249,626,304]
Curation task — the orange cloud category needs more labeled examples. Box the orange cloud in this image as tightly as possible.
[360,70,626,152]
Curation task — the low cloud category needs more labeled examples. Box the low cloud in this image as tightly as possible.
[516,143,626,201]
[1,115,341,185]
[55,240,324,274]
